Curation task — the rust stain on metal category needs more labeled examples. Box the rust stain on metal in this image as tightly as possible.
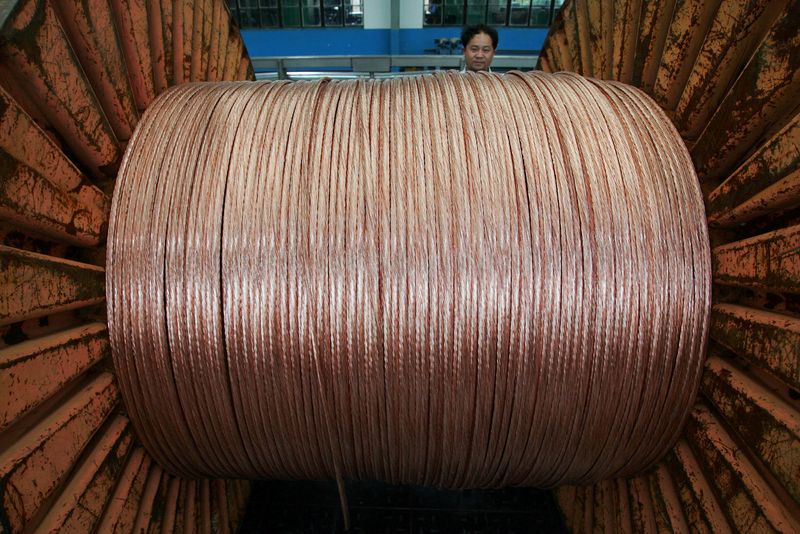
[0,0,123,178]
[674,0,788,142]
[663,441,732,534]
[693,0,800,182]
[627,476,658,532]
[712,224,800,294]
[0,83,102,203]
[0,322,108,431]
[707,112,800,226]
[611,0,641,83]
[180,0,194,83]
[205,0,222,81]
[552,25,573,73]
[171,0,184,85]
[51,0,139,142]
[561,0,582,76]
[646,471,674,532]
[653,464,690,532]
[146,0,167,94]
[159,476,181,533]
[178,479,198,533]
[710,303,800,390]
[555,485,577,530]
[702,353,800,504]
[573,0,592,77]
[538,53,552,73]
[159,0,174,87]
[33,415,132,533]
[200,478,211,534]
[222,23,243,81]
[686,404,800,532]
[632,0,677,94]
[0,372,118,532]
[110,0,156,113]
[213,478,231,534]
[133,464,165,532]
[95,447,150,533]
[586,0,604,79]
[0,245,105,326]
[197,0,212,82]
[587,481,605,533]
[0,152,106,246]
[652,0,723,112]
[614,478,633,532]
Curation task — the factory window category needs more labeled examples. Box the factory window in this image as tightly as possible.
[424,0,563,27]
[227,0,363,28]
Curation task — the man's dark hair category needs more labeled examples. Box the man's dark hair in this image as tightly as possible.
[461,24,499,49]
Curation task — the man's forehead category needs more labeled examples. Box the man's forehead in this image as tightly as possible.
[468,32,493,47]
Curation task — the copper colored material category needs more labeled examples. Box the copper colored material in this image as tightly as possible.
[107,73,711,488]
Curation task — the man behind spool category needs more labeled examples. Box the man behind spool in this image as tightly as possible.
[461,24,498,72]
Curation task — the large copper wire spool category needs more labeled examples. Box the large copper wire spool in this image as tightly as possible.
[107,71,711,489]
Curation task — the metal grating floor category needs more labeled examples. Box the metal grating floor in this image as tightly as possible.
[239,479,567,533]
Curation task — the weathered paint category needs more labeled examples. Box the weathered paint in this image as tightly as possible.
[585,0,604,79]
[0,152,106,246]
[663,441,732,534]
[33,415,132,533]
[693,0,800,182]
[50,0,139,142]
[0,245,105,326]
[222,23,243,81]
[611,0,641,83]
[160,0,174,87]
[196,0,212,82]
[171,479,191,533]
[627,476,658,533]
[146,0,167,94]
[109,0,156,113]
[0,322,108,431]
[562,0,582,76]
[653,464,690,533]
[646,471,672,533]
[130,463,161,533]
[205,0,222,81]
[0,371,118,532]
[633,0,678,94]
[710,303,800,391]
[685,404,800,532]
[712,224,800,293]
[614,478,633,533]
[180,0,193,83]
[555,485,577,530]
[0,83,100,199]
[159,476,181,533]
[652,0,723,112]
[95,447,150,533]
[199,478,211,534]
[170,0,184,85]
[0,0,123,178]
[180,479,199,534]
[538,53,552,74]
[213,478,230,534]
[589,480,606,533]
[702,353,800,504]
[573,0,592,77]
[673,0,788,142]
[552,25,573,73]
[707,111,800,226]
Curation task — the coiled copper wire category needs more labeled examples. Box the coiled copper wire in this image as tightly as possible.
[107,72,711,488]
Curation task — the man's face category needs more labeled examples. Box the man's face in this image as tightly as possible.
[464,32,495,72]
